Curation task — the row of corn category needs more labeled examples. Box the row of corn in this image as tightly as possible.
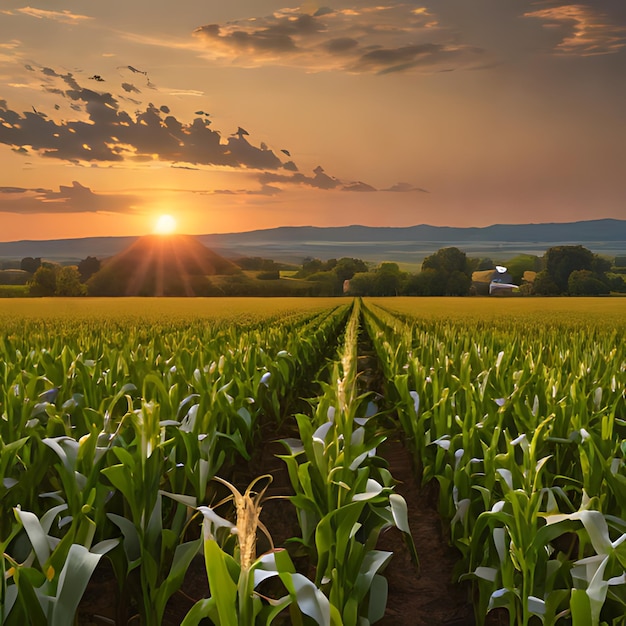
[1,306,354,625]
[362,300,626,626]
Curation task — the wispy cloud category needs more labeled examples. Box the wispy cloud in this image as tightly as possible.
[525,3,626,55]
[0,181,139,214]
[383,182,429,193]
[258,167,427,193]
[2,6,92,25]
[198,184,283,196]
[192,4,486,74]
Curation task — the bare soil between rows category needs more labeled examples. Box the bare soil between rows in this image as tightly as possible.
[79,424,474,626]
[78,432,477,626]
[79,324,479,625]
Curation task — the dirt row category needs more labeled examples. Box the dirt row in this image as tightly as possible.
[79,320,477,625]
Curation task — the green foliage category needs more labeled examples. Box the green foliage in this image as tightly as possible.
[20,257,41,274]
[532,270,560,296]
[77,256,100,282]
[504,254,543,284]
[0,298,624,625]
[280,300,417,624]
[418,247,473,296]
[28,265,86,297]
[29,265,58,296]
[568,270,610,296]
[0,303,350,624]
[363,298,626,626]
[545,245,595,292]
[257,269,281,280]
[300,258,369,295]
[56,266,87,296]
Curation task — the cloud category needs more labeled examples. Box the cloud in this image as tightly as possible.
[258,167,425,193]
[342,181,376,192]
[259,165,342,190]
[192,4,487,74]
[0,181,139,214]
[0,63,423,195]
[206,184,282,196]
[121,82,141,94]
[525,3,626,55]
[383,182,429,193]
[2,7,92,24]
[0,68,291,170]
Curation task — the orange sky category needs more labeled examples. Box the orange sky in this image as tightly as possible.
[1,0,625,241]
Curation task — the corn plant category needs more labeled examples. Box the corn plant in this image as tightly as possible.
[280,300,417,625]
[181,475,334,626]
[362,298,626,625]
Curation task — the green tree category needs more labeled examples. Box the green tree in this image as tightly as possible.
[423,247,469,274]
[532,270,559,296]
[300,258,324,276]
[347,272,376,296]
[78,256,101,281]
[374,262,404,296]
[420,247,472,295]
[544,245,594,292]
[446,270,472,296]
[20,257,41,274]
[568,270,609,296]
[334,257,368,283]
[404,269,446,296]
[29,266,57,296]
[56,266,87,296]
[591,255,612,275]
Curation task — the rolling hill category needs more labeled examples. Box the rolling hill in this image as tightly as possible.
[1,219,624,265]
[87,234,239,296]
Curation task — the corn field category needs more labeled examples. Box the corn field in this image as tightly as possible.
[0,297,624,625]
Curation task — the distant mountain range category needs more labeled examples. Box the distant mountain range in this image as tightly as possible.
[1,219,625,265]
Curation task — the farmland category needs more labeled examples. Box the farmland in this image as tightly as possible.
[1,297,624,625]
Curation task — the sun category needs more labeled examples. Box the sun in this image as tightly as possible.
[154,214,177,235]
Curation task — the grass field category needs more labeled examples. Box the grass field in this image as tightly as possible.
[1,295,623,323]
[0,285,29,298]
[0,296,351,323]
[369,296,626,327]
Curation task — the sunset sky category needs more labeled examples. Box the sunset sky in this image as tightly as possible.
[1,0,625,241]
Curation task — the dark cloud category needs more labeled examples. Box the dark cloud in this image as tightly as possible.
[259,165,341,190]
[0,70,288,170]
[195,10,326,56]
[121,82,141,93]
[1,62,420,197]
[0,181,139,214]
[351,43,451,73]
[314,7,334,18]
[384,182,429,193]
[195,23,298,54]
[325,37,359,54]
[257,167,426,194]
[192,4,486,74]
[198,184,282,196]
[342,181,376,192]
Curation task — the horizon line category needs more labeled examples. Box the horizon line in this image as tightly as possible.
[0,217,624,245]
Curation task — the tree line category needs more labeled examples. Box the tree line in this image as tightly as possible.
[7,245,626,297]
